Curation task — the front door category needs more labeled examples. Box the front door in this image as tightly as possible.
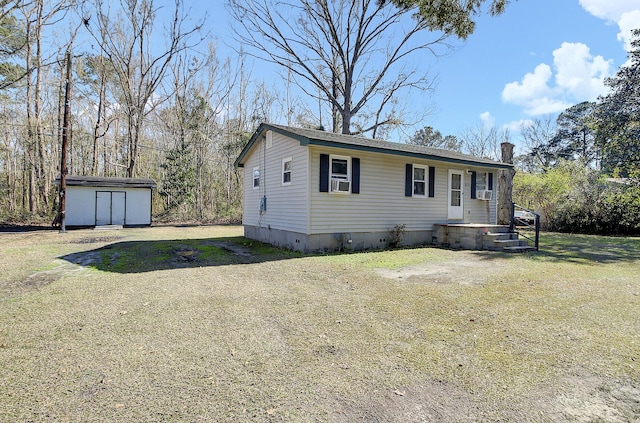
[448,169,464,220]
[96,191,126,225]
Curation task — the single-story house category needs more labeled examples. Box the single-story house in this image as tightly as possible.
[56,175,156,227]
[234,123,513,252]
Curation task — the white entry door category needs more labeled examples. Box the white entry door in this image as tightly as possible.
[448,170,464,220]
[96,191,126,225]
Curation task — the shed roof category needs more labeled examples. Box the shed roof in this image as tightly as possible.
[56,175,157,189]
[235,123,513,169]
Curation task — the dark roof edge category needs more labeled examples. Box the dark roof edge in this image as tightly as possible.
[234,123,309,168]
[235,123,513,169]
[54,176,157,188]
[305,139,511,169]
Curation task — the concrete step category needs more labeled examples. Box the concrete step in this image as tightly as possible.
[483,233,533,251]
[492,239,529,247]
[483,232,519,241]
[484,226,511,233]
[94,225,123,230]
[503,245,537,253]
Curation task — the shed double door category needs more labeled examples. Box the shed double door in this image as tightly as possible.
[96,191,126,226]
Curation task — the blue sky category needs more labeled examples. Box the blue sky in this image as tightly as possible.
[199,0,639,144]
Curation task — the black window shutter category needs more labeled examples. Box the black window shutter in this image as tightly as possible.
[488,172,494,190]
[470,171,477,199]
[428,166,435,197]
[351,157,360,194]
[405,164,412,197]
[320,154,329,192]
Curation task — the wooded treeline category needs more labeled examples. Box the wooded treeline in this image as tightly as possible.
[0,0,283,224]
[1,0,638,235]
[0,0,515,224]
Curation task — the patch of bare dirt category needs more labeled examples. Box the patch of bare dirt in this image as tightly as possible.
[330,381,480,422]
[328,375,640,422]
[8,259,92,295]
[375,252,504,285]
[552,374,640,422]
[211,240,253,257]
[71,236,124,244]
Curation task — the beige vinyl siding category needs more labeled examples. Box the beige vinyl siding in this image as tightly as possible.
[309,146,445,234]
[309,147,499,234]
[464,168,497,224]
[241,153,260,226]
[241,132,309,233]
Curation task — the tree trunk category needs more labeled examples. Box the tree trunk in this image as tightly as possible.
[498,142,515,225]
[3,133,15,213]
[25,17,37,214]
[35,0,49,211]
[126,111,137,178]
[59,50,72,232]
[92,61,106,176]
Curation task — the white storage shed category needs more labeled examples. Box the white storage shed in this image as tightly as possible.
[60,176,156,227]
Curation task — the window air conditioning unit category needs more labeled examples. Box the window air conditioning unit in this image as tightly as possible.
[476,190,493,200]
[331,178,351,193]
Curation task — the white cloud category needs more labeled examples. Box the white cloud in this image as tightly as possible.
[579,0,640,52]
[505,119,534,133]
[480,111,495,128]
[617,10,640,51]
[553,42,611,98]
[502,64,554,105]
[578,0,640,21]
[502,43,611,116]
[527,98,572,116]
[497,2,638,125]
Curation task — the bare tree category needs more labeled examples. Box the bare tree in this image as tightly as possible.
[84,0,205,177]
[20,0,70,213]
[228,0,449,135]
[518,116,557,172]
[407,125,462,151]
[459,123,504,160]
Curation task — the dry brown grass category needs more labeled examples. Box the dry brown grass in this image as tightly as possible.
[1,226,639,422]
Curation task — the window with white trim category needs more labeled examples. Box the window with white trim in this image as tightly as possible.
[330,155,351,193]
[413,165,427,196]
[476,172,488,190]
[330,155,350,179]
[282,157,292,185]
[252,167,260,189]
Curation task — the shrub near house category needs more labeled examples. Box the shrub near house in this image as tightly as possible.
[513,162,640,235]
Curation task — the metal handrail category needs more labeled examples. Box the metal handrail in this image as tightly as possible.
[510,203,540,251]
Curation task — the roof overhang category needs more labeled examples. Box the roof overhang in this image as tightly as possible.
[54,176,157,189]
[299,139,511,169]
[235,123,513,170]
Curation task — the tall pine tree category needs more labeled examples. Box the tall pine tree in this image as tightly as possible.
[159,139,196,213]
[594,29,640,180]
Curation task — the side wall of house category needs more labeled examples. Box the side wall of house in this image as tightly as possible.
[307,146,497,239]
[465,166,498,224]
[241,131,310,246]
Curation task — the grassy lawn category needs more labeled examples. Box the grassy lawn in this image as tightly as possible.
[1,226,639,422]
